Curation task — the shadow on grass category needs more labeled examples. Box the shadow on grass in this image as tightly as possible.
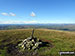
[4,40,53,56]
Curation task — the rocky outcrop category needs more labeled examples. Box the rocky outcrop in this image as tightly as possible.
[18,37,43,50]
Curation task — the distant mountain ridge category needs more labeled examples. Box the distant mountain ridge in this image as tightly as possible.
[0,24,75,31]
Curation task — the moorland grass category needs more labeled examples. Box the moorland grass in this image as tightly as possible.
[0,29,75,56]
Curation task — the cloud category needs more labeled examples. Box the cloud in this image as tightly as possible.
[0,21,37,24]
[9,12,16,16]
[1,13,9,16]
[1,12,16,16]
[30,12,36,17]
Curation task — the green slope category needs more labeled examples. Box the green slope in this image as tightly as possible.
[0,29,75,56]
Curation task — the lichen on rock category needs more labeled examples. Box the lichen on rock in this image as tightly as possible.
[18,37,43,51]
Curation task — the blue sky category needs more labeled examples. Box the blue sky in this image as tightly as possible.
[0,0,75,24]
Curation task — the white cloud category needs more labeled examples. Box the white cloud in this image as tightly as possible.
[9,12,16,16]
[1,13,9,16]
[1,12,16,16]
[30,12,36,17]
[0,21,37,24]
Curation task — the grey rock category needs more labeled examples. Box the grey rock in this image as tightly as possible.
[18,29,43,50]
[18,37,43,50]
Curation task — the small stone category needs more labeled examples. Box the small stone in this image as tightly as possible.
[23,47,25,50]
[31,44,34,46]
[35,43,39,47]
[23,39,27,42]
[23,42,26,45]
[26,44,30,48]
[22,45,24,48]
[27,37,32,41]
[32,46,36,50]
[32,39,34,42]
[18,43,22,46]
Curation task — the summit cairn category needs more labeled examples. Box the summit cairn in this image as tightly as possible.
[18,29,43,50]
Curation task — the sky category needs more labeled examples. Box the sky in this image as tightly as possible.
[0,0,75,24]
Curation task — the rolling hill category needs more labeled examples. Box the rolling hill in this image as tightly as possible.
[0,29,75,56]
[0,24,75,31]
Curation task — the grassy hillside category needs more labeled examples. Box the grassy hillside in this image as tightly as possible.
[0,29,75,56]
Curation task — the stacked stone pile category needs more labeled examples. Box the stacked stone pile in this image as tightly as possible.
[18,37,42,50]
